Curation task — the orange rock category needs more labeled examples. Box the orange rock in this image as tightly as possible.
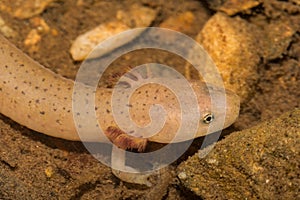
[159,11,196,34]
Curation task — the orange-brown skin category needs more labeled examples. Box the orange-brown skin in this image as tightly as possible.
[0,35,240,151]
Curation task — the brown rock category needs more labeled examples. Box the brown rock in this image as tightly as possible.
[13,0,55,19]
[196,13,262,103]
[219,0,261,15]
[70,4,157,61]
[159,11,196,35]
[178,108,300,199]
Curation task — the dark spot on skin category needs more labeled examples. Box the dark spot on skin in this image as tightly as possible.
[67,87,71,91]
[21,91,25,95]
[57,88,61,91]
[95,107,98,111]
[35,86,39,89]
[126,104,132,107]
[154,96,157,100]
[106,101,109,105]
[53,108,57,111]
[106,109,110,113]
[56,119,60,124]
[64,97,67,100]
[50,84,53,87]
[63,107,66,110]
[0,88,2,91]
[5,65,8,68]
[42,98,46,101]
[35,99,40,103]
[76,112,80,116]
[78,125,82,128]
[25,70,28,73]
[43,89,48,92]
[19,64,24,67]
[40,111,45,115]
[27,115,31,119]
[67,110,71,113]
[42,78,45,82]
[14,86,18,90]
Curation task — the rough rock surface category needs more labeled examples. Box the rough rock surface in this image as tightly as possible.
[178,109,300,199]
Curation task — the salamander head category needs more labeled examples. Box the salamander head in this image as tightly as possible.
[146,81,240,143]
[115,72,240,144]
[196,83,240,138]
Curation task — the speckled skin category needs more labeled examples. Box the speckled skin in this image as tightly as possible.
[0,35,240,144]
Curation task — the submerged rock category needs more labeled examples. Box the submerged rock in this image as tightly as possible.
[0,16,16,38]
[178,108,300,199]
[70,4,157,61]
[196,13,262,103]
[206,0,261,13]
[3,0,55,19]
[159,11,196,35]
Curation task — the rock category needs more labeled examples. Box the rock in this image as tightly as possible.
[13,0,55,19]
[0,16,16,38]
[159,11,196,35]
[206,0,261,14]
[291,0,300,5]
[70,4,157,61]
[219,0,261,15]
[29,17,51,34]
[24,29,42,52]
[196,13,262,103]
[178,108,300,199]
[116,4,157,28]
[24,17,51,53]
[261,19,296,60]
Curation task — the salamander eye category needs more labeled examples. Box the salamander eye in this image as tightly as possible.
[203,113,214,124]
